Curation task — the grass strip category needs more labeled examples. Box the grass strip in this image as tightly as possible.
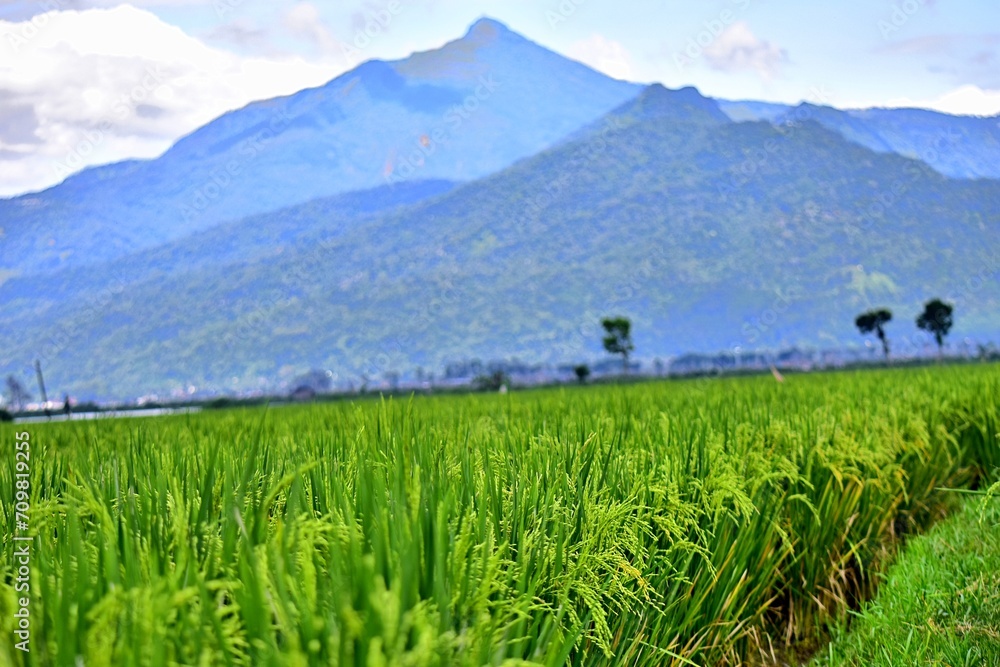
[811,494,1000,666]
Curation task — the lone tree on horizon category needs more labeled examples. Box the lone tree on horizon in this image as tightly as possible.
[917,298,954,357]
[855,308,893,360]
[602,317,634,375]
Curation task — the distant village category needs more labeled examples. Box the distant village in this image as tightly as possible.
[5,340,998,423]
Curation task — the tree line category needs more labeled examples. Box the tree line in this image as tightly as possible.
[591,298,958,382]
[0,297,971,411]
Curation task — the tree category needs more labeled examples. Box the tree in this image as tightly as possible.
[474,370,508,392]
[916,299,954,357]
[855,308,893,360]
[574,364,591,384]
[4,375,30,412]
[602,317,634,374]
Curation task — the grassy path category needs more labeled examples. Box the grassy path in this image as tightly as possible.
[811,492,1000,666]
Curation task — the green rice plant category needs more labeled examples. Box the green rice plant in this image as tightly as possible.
[0,365,998,666]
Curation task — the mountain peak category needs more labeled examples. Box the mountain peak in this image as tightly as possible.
[612,83,730,124]
[393,16,536,82]
[467,16,513,35]
[641,84,704,102]
[459,16,522,47]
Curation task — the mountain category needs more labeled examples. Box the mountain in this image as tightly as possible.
[841,106,1000,179]
[715,100,790,123]
[0,18,641,275]
[5,17,998,279]
[717,99,1000,179]
[5,84,998,400]
[596,83,731,124]
[0,179,458,325]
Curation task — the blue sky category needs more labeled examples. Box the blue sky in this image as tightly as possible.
[0,0,997,196]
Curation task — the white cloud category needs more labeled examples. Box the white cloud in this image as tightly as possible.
[703,22,787,80]
[567,33,634,81]
[877,84,1000,117]
[0,5,345,197]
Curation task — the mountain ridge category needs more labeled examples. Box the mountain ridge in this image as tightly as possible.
[0,16,643,274]
[717,98,1000,179]
[3,18,1000,401]
[4,84,998,400]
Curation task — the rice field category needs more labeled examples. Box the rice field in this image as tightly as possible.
[1,365,998,666]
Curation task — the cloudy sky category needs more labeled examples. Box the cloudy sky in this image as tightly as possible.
[1,0,998,197]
